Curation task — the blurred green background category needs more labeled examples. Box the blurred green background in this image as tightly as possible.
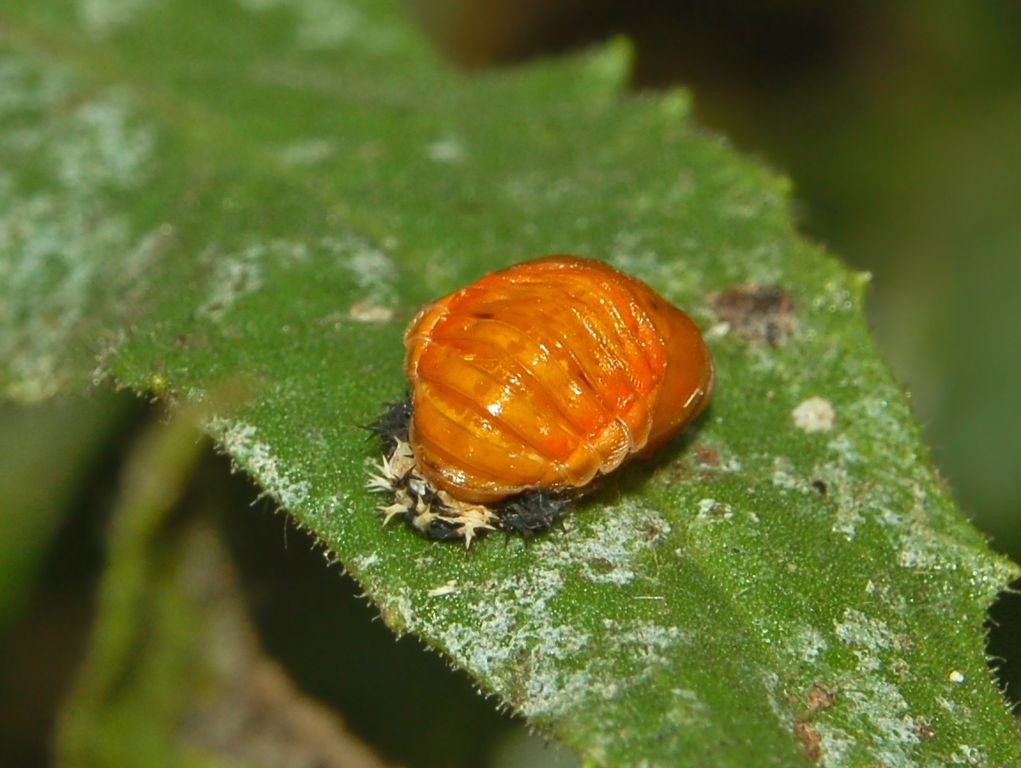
[2,1,1019,766]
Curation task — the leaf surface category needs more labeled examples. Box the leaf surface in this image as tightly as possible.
[1,1,1018,765]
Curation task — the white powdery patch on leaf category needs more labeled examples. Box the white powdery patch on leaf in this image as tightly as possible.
[329,235,397,306]
[350,552,379,572]
[503,171,580,210]
[0,57,71,114]
[207,417,310,509]
[428,566,583,712]
[666,687,709,730]
[895,486,988,581]
[949,744,989,766]
[196,243,270,321]
[0,184,129,399]
[510,615,684,722]
[897,525,1018,605]
[197,236,392,323]
[792,396,835,433]
[609,620,683,669]
[419,558,683,721]
[833,607,924,767]
[788,625,828,665]
[813,723,856,767]
[402,503,683,722]
[808,396,920,543]
[770,455,804,493]
[279,138,335,167]
[77,0,158,37]
[608,232,699,300]
[818,390,1018,604]
[345,301,394,323]
[542,500,672,585]
[692,497,733,526]
[0,64,157,400]
[236,0,365,50]
[426,137,466,164]
[52,90,156,193]
[814,462,864,541]
[834,608,901,671]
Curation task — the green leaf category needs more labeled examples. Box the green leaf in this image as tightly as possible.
[1,1,1018,765]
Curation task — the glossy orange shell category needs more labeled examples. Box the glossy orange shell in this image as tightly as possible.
[403,255,714,503]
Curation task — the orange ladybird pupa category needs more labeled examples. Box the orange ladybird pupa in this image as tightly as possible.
[367,255,714,544]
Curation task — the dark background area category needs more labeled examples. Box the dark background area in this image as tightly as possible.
[1,2,1019,766]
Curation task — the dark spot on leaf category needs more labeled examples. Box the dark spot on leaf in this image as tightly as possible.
[804,682,836,713]
[590,557,616,573]
[794,719,822,763]
[665,444,722,484]
[914,717,936,740]
[692,444,719,468]
[810,479,828,496]
[709,283,794,345]
[640,520,666,542]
